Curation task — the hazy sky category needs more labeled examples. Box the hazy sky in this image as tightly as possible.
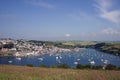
[0,0,120,41]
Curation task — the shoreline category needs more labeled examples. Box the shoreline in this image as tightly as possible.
[0,48,120,57]
[0,48,85,57]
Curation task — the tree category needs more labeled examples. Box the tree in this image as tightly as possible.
[58,64,70,69]
[76,64,84,69]
[26,64,33,67]
[105,64,117,70]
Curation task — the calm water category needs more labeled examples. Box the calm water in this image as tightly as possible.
[0,48,120,67]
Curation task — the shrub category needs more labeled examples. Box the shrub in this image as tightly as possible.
[58,64,70,69]
[118,67,120,70]
[51,65,58,68]
[76,64,103,70]
[8,53,13,56]
[76,64,84,69]
[39,65,48,68]
[83,64,92,69]
[26,64,33,67]
[92,66,103,70]
[105,64,117,70]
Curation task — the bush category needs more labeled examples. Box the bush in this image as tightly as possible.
[8,53,13,56]
[58,64,70,69]
[51,65,58,68]
[118,67,120,70]
[76,64,103,70]
[92,66,103,70]
[0,53,2,56]
[39,65,48,68]
[84,64,92,69]
[26,64,33,67]
[76,64,84,69]
[105,64,117,70]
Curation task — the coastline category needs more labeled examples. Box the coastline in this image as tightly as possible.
[93,43,120,56]
[0,48,85,57]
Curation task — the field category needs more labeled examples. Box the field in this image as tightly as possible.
[62,41,97,46]
[94,42,120,55]
[0,65,120,80]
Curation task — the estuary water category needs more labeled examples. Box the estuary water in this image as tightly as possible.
[0,48,120,67]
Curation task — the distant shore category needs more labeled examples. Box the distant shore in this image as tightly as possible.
[0,39,120,56]
[0,48,85,57]
[93,43,120,56]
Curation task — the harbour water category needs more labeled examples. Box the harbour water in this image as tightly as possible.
[0,48,120,67]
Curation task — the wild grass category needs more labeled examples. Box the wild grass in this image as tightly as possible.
[0,65,120,80]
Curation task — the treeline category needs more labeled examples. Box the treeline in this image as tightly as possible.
[29,40,75,48]
[28,40,95,48]
[25,63,120,70]
[29,40,62,46]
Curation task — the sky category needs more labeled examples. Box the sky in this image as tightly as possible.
[0,0,120,41]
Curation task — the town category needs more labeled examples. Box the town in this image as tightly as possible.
[0,38,83,57]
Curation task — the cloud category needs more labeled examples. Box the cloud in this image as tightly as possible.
[65,34,71,37]
[101,28,120,35]
[94,0,120,24]
[26,0,55,9]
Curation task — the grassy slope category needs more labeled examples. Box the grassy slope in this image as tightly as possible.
[0,65,120,80]
[62,41,97,46]
[94,42,120,55]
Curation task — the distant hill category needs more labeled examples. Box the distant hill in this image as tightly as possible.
[94,42,120,55]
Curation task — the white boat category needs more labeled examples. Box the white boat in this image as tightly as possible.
[59,56,62,59]
[56,56,59,60]
[49,54,53,56]
[101,59,104,62]
[74,61,78,65]
[104,60,108,64]
[49,54,52,56]
[56,60,61,64]
[16,57,22,60]
[8,60,13,63]
[38,58,43,61]
[77,58,80,61]
[90,61,95,65]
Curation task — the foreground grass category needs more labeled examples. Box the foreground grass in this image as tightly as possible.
[0,65,120,80]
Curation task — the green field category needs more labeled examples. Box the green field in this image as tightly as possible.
[94,42,120,55]
[62,41,97,46]
[0,65,120,80]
